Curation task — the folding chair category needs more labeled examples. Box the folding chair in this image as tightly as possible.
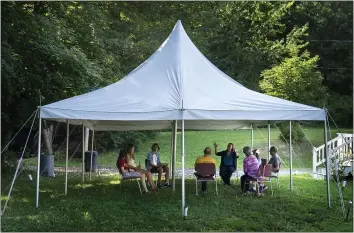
[256,164,274,196]
[117,165,142,194]
[270,162,281,189]
[244,164,274,195]
[194,163,218,196]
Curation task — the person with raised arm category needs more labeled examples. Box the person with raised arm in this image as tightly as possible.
[213,142,239,186]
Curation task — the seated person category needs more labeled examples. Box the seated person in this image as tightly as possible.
[194,147,216,194]
[213,142,239,186]
[268,146,281,173]
[146,143,171,188]
[253,149,261,166]
[121,145,157,192]
[240,146,259,193]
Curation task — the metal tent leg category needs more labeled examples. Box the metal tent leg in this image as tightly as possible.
[65,120,69,194]
[289,121,293,192]
[35,108,42,208]
[181,119,185,217]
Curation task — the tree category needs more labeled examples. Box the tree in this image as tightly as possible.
[284,1,353,126]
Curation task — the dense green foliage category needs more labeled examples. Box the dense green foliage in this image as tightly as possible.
[1,174,353,231]
[23,127,354,170]
[1,1,353,154]
[94,131,157,153]
[277,122,306,143]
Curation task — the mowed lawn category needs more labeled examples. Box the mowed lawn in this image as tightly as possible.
[1,173,353,232]
[24,127,353,170]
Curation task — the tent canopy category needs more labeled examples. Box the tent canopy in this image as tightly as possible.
[41,20,325,131]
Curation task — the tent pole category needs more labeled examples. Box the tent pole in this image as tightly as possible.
[251,123,254,148]
[181,119,185,217]
[90,129,95,180]
[172,120,177,191]
[173,120,177,191]
[82,124,85,183]
[65,120,69,194]
[268,121,271,160]
[35,107,42,208]
[289,121,293,192]
[85,127,89,151]
[170,125,174,182]
[324,110,331,208]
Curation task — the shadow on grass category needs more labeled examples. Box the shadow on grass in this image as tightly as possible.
[1,173,353,232]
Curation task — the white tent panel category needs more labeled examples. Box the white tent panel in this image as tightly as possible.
[45,118,252,131]
[41,20,325,128]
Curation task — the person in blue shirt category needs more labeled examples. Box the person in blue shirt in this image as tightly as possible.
[146,143,171,188]
[213,142,239,186]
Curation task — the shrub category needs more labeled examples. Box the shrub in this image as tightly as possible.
[94,131,158,152]
[1,150,20,176]
[278,122,305,143]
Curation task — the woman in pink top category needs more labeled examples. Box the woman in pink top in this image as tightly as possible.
[241,146,259,193]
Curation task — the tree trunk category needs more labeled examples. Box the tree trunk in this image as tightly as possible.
[42,120,53,155]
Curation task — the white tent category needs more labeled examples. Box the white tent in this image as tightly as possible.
[37,20,331,216]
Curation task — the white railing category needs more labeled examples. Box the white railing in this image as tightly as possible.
[312,133,353,175]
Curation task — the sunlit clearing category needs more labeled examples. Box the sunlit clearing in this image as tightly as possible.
[39,188,53,193]
[83,211,90,220]
[27,215,39,220]
[99,173,117,177]
[109,180,121,185]
[75,183,94,189]
[1,196,9,201]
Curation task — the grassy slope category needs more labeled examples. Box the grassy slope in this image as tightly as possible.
[1,173,353,232]
[23,127,353,169]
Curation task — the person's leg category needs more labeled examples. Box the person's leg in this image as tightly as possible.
[163,165,170,184]
[140,173,148,192]
[201,181,207,193]
[240,174,246,192]
[157,167,163,185]
[219,165,227,184]
[146,172,157,190]
[225,166,236,185]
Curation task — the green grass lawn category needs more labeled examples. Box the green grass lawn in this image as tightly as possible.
[23,127,353,170]
[1,173,353,232]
